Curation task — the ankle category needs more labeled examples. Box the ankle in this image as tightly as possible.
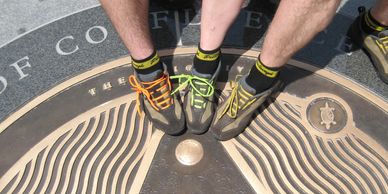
[361,9,388,35]
[192,45,220,75]
[371,7,388,26]
[245,57,281,94]
[132,50,163,75]
[130,48,155,61]
[259,52,287,69]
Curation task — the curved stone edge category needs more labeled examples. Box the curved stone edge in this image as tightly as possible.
[1,47,387,134]
[0,4,100,49]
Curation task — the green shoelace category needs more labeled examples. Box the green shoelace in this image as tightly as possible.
[170,74,215,109]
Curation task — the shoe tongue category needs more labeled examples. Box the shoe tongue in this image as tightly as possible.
[239,77,256,95]
[192,69,212,79]
[137,70,163,82]
[378,30,388,38]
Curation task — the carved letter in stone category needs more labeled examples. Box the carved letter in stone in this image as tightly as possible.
[9,56,31,80]
[150,11,169,29]
[56,36,79,55]
[86,26,108,44]
[0,76,7,94]
[245,11,263,29]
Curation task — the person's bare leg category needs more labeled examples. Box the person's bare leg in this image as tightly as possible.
[184,0,246,135]
[200,0,245,50]
[100,0,185,135]
[371,0,388,25]
[260,0,341,68]
[210,0,342,141]
[192,0,244,75]
[100,0,153,60]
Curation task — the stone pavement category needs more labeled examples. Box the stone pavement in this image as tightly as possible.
[0,0,375,47]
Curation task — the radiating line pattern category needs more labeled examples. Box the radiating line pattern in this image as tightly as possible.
[0,96,160,194]
[226,94,388,194]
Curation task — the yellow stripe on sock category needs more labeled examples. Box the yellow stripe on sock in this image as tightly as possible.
[255,60,279,78]
[132,53,160,69]
[365,13,385,32]
[196,49,220,61]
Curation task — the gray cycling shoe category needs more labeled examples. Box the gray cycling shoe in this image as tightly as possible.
[210,76,279,141]
[129,67,185,135]
[347,6,388,83]
[171,62,221,134]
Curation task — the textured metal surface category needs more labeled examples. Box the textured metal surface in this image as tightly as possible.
[222,92,388,194]
[0,98,159,194]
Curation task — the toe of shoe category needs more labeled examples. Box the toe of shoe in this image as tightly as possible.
[210,126,237,141]
[166,113,186,135]
[187,122,209,135]
[186,112,213,134]
[379,73,388,84]
[185,105,214,135]
[154,115,185,135]
[145,106,186,136]
[210,119,240,141]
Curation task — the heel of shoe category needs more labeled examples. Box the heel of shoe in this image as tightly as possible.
[345,6,367,52]
[345,20,363,52]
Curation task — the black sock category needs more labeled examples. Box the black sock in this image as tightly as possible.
[193,45,220,75]
[246,56,281,93]
[361,10,388,36]
[131,50,163,75]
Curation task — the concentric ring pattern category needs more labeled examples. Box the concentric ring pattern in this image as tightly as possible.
[225,92,388,194]
[0,95,159,194]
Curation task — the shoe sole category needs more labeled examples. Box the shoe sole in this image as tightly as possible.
[188,126,209,135]
[362,47,388,84]
[141,98,186,136]
[211,126,245,141]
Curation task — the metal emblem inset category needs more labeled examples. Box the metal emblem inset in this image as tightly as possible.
[320,102,337,130]
[306,97,347,133]
[175,139,204,166]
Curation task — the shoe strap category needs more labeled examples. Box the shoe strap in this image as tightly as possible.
[128,74,173,114]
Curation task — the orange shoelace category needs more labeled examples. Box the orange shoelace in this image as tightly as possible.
[128,74,174,114]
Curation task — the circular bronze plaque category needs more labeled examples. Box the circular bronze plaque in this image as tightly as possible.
[175,139,204,166]
[306,97,347,133]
